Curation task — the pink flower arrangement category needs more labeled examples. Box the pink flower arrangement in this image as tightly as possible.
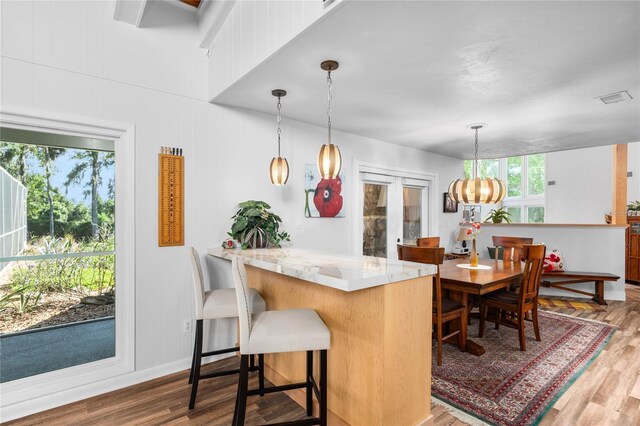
[466,222,481,239]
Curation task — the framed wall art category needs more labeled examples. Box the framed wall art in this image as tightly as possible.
[443,192,458,213]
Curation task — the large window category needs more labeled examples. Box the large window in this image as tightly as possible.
[0,139,115,382]
[464,154,545,223]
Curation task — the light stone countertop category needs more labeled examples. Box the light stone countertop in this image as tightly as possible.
[207,247,436,292]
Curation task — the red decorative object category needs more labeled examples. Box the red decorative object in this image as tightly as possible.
[313,177,343,217]
[544,249,564,272]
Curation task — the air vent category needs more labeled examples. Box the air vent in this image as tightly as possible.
[596,90,633,104]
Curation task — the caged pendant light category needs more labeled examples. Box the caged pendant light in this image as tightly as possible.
[269,89,289,185]
[317,60,342,179]
[448,124,506,204]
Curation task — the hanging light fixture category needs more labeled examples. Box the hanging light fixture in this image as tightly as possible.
[269,89,289,185]
[448,124,506,204]
[317,60,342,179]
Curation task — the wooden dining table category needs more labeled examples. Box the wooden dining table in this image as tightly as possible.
[440,257,524,356]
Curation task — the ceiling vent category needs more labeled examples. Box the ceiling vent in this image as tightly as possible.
[596,90,633,104]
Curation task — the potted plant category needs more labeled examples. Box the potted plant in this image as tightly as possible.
[628,200,640,216]
[228,200,291,249]
[484,207,512,223]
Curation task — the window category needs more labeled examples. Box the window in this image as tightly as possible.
[0,110,134,411]
[464,154,545,223]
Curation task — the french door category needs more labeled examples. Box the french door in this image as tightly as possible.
[360,172,431,260]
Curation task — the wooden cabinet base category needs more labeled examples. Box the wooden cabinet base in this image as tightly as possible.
[247,266,433,426]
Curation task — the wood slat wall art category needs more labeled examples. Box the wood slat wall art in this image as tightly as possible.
[158,150,184,246]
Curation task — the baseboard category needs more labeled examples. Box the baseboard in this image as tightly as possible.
[1,352,234,422]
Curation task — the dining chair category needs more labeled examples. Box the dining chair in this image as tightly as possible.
[416,236,440,248]
[491,236,534,262]
[478,244,546,351]
[397,244,466,366]
[188,247,266,409]
[231,257,330,426]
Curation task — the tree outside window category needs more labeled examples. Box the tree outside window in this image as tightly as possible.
[507,157,522,197]
[527,154,545,196]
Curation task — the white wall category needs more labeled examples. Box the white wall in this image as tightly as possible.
[0,0,214,415]
[206,105,463,255]
[208,0,341,99]
[475,223,626,301]
[546,142,640,223]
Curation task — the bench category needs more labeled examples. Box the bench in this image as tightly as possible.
[540,271,620,305]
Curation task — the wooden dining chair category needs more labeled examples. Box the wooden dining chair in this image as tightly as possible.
[397,244,466,365]
[416,236,440,248]
[479,244,546,351]
[492,236,534,262]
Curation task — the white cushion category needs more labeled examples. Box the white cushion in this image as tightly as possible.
[244,309,330,355]
[201,288,265,320]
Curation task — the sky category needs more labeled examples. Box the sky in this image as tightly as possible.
[25,148,114,205]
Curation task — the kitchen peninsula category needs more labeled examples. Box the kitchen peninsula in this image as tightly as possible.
[208,248,437,425]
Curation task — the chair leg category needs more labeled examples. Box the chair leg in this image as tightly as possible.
[320,350,328,426]
[306,351,313,416]
[188,319,204,410]
[258,354,265,396]
[234,355,250,426]
[518,311,526,351]
[436,321,443,366]
[478,302,486,338]
[188,319,199,385]
[532,305,541,342]
[495,309,502,330]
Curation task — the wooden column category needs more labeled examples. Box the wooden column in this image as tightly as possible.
[612,144,628,225]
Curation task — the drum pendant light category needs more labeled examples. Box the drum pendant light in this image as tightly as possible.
[448,124,506,204]
[317,60,342,179]
[269,89,289,185]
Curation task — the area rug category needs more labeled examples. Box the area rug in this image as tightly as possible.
[432,311,615,426]
[537,296,606,312]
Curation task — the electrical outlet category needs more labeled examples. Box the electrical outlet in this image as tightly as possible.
[183,320,192,333]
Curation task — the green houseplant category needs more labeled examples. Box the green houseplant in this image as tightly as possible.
[228,200,290,249]
[484,207,512,224]
[628,200,640,212]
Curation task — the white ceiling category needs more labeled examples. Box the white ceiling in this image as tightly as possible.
[212,1,640,160]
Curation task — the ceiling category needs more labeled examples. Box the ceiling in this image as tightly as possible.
[212,1,640,160]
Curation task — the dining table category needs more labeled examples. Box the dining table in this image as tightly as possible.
[439,257,524,356]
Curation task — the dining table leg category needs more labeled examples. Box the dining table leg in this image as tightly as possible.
[444,291,486,356]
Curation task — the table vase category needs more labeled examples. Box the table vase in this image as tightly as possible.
[470,239,479,267]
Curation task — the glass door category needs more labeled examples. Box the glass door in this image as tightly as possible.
[360,173,430,259]
[361,174,394,258]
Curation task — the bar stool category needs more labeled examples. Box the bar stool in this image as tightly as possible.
[188,247,266,409]
[231,257,330,426]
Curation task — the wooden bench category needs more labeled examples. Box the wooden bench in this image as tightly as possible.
[540,271,620,305]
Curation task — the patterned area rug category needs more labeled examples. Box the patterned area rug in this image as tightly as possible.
[538,297,606,312]
[432,311,615,426]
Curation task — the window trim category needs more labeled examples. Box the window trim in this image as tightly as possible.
[0,107,135,417]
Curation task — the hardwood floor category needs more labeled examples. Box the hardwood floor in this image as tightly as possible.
[6,284,640,426]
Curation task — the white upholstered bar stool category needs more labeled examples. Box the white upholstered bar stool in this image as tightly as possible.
[231,257,331,426]
[188,247,266,410]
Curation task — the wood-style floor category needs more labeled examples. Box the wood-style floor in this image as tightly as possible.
[6,285,640,426]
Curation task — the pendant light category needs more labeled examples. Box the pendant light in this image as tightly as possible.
[317,60,342,179]
[448,124,506,204]
[269,89,289,185]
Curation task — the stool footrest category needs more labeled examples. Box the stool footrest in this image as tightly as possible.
[247,382,306,397]
[265,418,320,426]
[200,368,239,379]
[203,346,238,357]
[310,375,320,401]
